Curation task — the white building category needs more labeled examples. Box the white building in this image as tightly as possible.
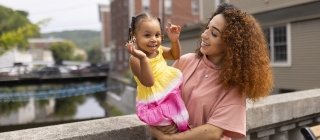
[0,48,33,75]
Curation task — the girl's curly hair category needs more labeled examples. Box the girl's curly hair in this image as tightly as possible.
[197,3,273,101]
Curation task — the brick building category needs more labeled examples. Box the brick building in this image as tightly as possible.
[98,4,112,62]
[103,0,200,73]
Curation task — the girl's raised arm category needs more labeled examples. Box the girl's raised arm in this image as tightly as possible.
[162,23,181,60]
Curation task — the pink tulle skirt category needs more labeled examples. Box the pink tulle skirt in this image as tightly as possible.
[136,85,189,132]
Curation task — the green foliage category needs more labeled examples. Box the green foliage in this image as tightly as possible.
[0,24,39,54]
[0,5,40,55]
[73,54,86,61]
[49,41,76,63]
[87,46,104,63]
[42,30,101,51]
[0,5,30,34]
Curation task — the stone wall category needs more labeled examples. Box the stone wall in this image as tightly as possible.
[1,89,320,140]
[0,115,151,140]
[246,88,320,140]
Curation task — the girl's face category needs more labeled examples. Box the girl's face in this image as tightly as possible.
[200,14,226,63]
[134,19,162,57]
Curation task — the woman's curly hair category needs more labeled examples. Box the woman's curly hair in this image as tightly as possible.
[197,3,273,101]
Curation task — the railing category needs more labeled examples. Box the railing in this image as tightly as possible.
[0,83,107,102]
[0,72,108,82]
[0,89,320,140]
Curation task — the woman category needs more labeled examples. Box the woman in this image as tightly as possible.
[149,3,273,140]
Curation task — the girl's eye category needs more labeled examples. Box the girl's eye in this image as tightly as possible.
[144,34,151,37]
[155,34,161,37]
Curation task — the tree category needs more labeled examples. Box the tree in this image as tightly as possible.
[87,46,104,64]
[50,41,76,63]
[0,24,39,54]
[0,5,40,55]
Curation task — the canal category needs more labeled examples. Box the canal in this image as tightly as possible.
[0,82,122,132]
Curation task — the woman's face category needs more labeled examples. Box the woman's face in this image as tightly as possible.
[134,19,162,57]
[200,14,226,62]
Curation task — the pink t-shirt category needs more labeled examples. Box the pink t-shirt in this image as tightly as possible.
[173,53,246,139]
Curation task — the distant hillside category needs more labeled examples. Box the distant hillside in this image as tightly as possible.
[41,30,101,51]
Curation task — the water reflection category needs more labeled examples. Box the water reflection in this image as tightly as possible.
[75,97,105,119]
[0,82,108,132]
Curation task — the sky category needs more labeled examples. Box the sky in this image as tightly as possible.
[0,0,110,33]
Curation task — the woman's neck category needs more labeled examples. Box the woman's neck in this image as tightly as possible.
[206,55,223,66]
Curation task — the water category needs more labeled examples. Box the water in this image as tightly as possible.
[0,82,109,132]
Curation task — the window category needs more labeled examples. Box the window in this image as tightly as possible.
[264,24,291,66]
[164,0,172,15]
[191,0,199,15]
[142,0,150,12]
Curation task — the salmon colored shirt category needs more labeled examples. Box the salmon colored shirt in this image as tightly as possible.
[173,53,246,139]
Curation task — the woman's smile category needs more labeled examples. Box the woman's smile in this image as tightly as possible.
[201,41,210,47]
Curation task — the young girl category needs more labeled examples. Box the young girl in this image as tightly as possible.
[125,13,189,132]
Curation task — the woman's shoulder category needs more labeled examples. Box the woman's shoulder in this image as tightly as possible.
[173,53,199,69]
[180,53,198,61]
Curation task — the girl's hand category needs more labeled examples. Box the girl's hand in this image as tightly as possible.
[166,23,181,43]
[125,40,146,59]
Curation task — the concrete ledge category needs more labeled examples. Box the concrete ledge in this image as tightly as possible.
[1,89,320,140]
[246,88,320,130]
[0,115,151,140]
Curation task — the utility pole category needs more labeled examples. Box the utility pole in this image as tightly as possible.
[160,0,166,31]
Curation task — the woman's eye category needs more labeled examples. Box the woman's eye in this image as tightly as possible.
[211,32,217,37]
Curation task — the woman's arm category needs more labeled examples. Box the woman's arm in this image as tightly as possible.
[162,23,181,60]
[149,124,223,140]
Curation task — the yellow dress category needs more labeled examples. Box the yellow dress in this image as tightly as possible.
[134,46,189,132]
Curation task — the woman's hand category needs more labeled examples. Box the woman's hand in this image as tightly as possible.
[125,40,146,59]
[149,126,170,140]
[150,124,224,140]
[156,124,178,134]
[166,23,181,43]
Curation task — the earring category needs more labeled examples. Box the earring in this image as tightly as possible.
[132,36,136,43]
